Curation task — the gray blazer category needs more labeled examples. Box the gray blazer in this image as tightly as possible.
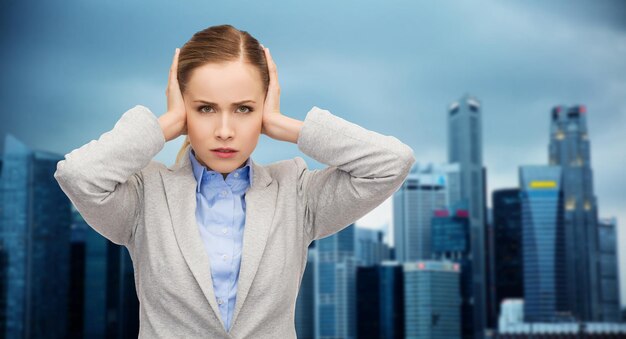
[54,105,416,338]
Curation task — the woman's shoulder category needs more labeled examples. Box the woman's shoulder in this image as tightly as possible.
[139,159,170,178]
[258,156,310,182]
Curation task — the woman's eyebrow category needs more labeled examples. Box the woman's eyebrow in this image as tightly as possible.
[193,99,256,106]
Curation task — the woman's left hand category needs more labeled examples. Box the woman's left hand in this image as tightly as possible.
[260,45,304,143]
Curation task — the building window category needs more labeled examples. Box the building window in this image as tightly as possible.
[555,130,564,140]
[565,196,576,211]
[570,156,583,167]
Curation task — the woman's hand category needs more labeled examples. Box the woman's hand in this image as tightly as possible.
[159,48,188,142]
[260,46,304,144]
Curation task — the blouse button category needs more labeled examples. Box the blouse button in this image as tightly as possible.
[221,190,228,196]
[222,228,228,234]
[222,254,228,261]
[234,172,239,177]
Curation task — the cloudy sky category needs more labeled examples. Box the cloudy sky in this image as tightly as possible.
[1,0,625,306]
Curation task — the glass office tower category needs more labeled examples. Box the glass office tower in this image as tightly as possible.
[393,163,458,262]
[447,94,487,338]
[431,201,472,338]
[492,189,523,319]
[597,217,621,321]
[404,260,461,339]
[548,105,601,321]
[0,134,72,338]
[356,261,404,339]
[315,224,357,339]
[519,165,568,322]
[296,247,315,339]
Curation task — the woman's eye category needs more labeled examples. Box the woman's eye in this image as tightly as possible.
[199,106,214,113]
[238,105,254,114]
[199,106,253,114]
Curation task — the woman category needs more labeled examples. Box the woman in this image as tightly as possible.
[54,24,415,338]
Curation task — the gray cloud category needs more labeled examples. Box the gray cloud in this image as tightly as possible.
[2,0,625,306]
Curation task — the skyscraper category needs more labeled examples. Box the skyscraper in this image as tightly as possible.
[355,227,389,267]
[0,242,7,337]
[356,261,404,339]
[393,162,459,261]
[404,260,462,338]
[0,134,72,338]
[492,189,523,319]
[549,105,601,321]
[431,200,473,338]
[597,217,621,321]
[448,94,487,338]
[67,208,87,338]
[315,224,357,339]
[519,165,568,322]
[296,247,316,339]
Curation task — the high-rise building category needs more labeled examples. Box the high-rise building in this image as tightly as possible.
[356,261,404,339]
[315,224,357,339]
[448,94,487,338]
[519,165,568,322]
[73,209,140,339]
[548,105,601,320]
[0,242,8,337]
[431,200,473,338]
[393,163,458,261]
[0,134,72,338]
[0,157,5,336]
[597,217,621,321]
[492,189,523,319]
[356,227,390,267]
[404,260,462,339]
[296,247,316,339]
[67,208,87,338]
[484,196,497,334]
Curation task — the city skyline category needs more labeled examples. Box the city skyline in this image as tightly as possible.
[1,0,624,307]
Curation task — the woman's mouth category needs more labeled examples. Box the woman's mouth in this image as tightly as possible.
[211,149,238,159]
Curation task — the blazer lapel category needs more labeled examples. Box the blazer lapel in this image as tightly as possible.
[230,158,277,328]
[158,145,277,331]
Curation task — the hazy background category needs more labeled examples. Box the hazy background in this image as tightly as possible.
[1,0,624,306]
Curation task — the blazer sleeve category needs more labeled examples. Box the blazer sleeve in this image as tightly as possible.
[53,105,165,247]
[295,106,416,242]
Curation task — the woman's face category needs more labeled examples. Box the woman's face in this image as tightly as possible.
[183,61,265,177]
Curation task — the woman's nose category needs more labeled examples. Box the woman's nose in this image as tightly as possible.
[215,115,235,139]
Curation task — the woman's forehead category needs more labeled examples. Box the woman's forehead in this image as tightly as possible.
[187,62,263,98]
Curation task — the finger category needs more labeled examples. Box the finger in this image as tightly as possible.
[173,48,180,77]
[168,48,179,89]
[263,48,280,110]
[264,48,278,79]
[264,48,279,92]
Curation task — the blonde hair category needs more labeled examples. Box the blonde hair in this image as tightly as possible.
[175,138,192,166]
[173,24,270,167]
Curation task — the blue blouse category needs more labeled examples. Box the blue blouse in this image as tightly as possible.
[188,147,253,332]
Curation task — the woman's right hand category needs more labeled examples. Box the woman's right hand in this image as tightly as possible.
[159,48,187,142]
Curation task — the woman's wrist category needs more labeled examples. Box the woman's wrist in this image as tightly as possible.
[264,113,304,144]
[158,113,180,142]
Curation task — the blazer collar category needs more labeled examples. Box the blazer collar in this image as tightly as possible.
[158,144,277,332]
